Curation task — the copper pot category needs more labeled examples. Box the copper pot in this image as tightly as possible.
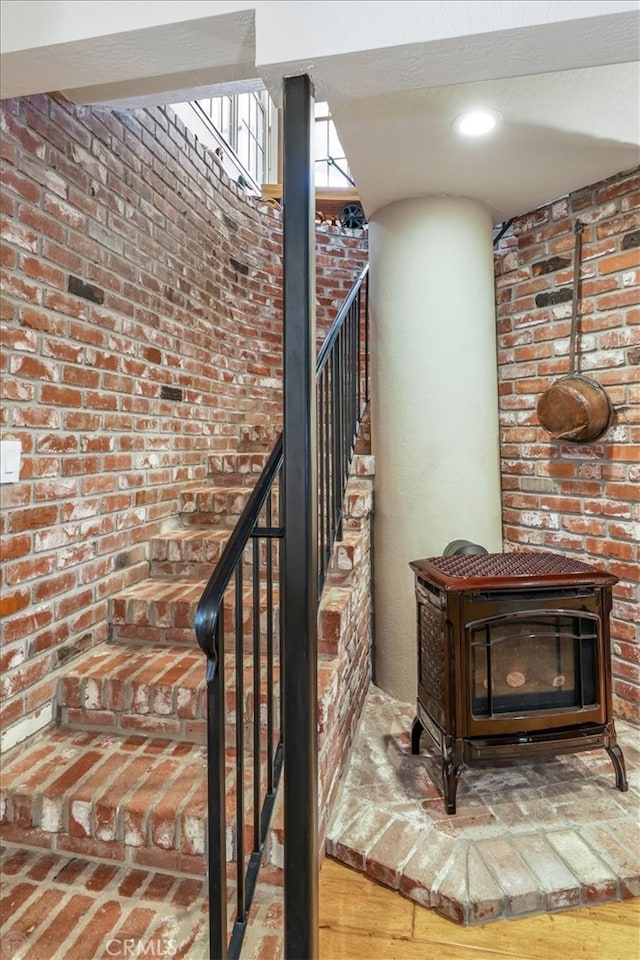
[536,221,613,444]
[536,374,612,441]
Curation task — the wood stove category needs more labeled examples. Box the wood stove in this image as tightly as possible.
[409,551,628,814]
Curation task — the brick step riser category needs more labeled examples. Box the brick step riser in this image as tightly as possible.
[2,775,276,865]
[178,494,280,525]
[109,602,281,643]
[169,501,365,586]
[0,822,207,879]
[110,625,198,646]
[108,630,282,651]
[148,535,357,585]
[149,561,226,579]
[58,674,281,744]
[150,554,282,580]
[58,708,281,749]
[208,458,272,486]
[179,512,248,529]
[1,741,278,877]
[177,491,280,524]
[208,449,271,470]
[0,811,266,880]
[149,534,229,571]
[58,707,208,743]
[56,643,280,726]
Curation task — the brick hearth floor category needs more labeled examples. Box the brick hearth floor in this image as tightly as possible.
[326,684,640,925]
[0,844,283,960]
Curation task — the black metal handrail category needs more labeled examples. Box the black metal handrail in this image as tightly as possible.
[195,261,369,959]
[195,437,284,662]
[316,264,369,591]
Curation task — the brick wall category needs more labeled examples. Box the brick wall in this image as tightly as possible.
[0,93,368,751]
[316,225,368,346]
[495,166,640,723]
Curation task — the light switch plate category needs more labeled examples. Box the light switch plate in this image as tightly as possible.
[0,440,22,484]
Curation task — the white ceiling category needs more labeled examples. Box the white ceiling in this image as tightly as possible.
[254,3,640,223]
[1,0,639,224]
[330,61,640,222]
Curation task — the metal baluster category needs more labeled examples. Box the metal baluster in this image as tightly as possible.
[318,370,326,589]
[356,290,362,415]
[234,566,245,924]
[364,272,370,405]
[333,336,343,541]
[325,365,332,571]
[266,496,274,792]
[278,467,285,742]
[351,302,357,447]
[252,535,261,854]
[207,615,228,960]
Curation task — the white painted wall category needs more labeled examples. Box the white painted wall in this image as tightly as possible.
[369,197,503,704]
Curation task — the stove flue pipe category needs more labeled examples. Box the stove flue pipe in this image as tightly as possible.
[443,539,488,557]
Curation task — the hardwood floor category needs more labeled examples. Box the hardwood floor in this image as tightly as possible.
[319,858,640,960]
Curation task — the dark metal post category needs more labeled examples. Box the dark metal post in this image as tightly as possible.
[206,638,228,959]
[282,73,319,960]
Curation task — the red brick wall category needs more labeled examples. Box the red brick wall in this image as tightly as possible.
[495,166,640,723]
[0,94,368,751]
[316,225,368,347]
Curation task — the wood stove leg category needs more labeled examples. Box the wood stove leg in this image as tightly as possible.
[606,744,629,792]
[442,757,461,815]
[442,742,462,814]
[411,716,424,755]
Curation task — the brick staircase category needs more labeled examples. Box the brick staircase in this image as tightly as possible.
[0,444,375,958]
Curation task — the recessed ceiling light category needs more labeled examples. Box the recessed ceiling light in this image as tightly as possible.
[453,109,503,138]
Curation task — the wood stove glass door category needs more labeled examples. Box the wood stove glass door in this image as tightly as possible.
[469,611,602,728]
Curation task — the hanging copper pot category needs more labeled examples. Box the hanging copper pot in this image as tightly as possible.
[537,373,612,442]
[536,221,613,442]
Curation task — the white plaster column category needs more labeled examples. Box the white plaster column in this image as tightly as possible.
[369,197,502,704]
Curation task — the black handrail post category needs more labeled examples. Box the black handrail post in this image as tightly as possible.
[364,271,370,405]
[282,73,319,960]
[196,258,368,957]
[206,633,228,960]
[332,338,343,541]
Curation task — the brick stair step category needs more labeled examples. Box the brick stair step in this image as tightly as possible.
[149,528,230,578]
[318,586,353,657]
[238,424,281,450]
[109,578,207,645]
[344,482,373,522]
[220,581,281,638]
[109,577,281,646]
[0,843,284,959]
[149,528,280,580]
[0,727,275,875]
[178,484,258,527]
[0,844,210,957]
[208,451,270,484]
[0,727,209,875]
[324,529,365,587]
[57,644,207,741]
[56,643,281,743]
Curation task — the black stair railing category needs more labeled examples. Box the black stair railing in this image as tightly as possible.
[195,263,369,959]
[316,264,370,592]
